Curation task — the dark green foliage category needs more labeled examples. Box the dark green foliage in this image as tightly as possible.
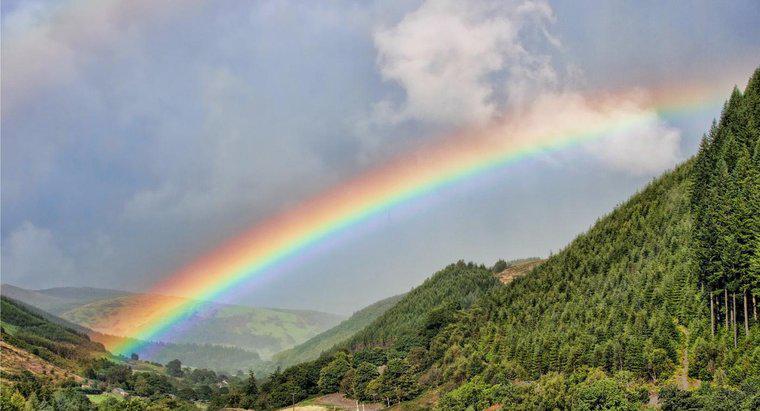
[129,372,174,397]
[660,380,760,411]
[692,69,760,340]
[353,361,380,401]
[318,352,351,393]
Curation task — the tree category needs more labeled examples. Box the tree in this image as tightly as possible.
[645,347,674,382]
[318,352,351,394]
[492,259,508,273]
[165,359,183,377]
[353,362,380,401]
[243,370,258,397]
[130,353,139,361]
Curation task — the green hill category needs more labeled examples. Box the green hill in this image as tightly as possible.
[274,294,405,368]
[424,72,760,410]
[208,69,760,410]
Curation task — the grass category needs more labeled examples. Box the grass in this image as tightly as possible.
[87,393,122,404]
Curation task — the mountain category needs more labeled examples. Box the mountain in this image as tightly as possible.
[272,256,532,373]
[210,69,760,410]
[274,294,405,368]
[0,293,268,378]
[3,285,345,360]
[425,72,760,408]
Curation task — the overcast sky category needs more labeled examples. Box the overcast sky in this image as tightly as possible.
[2,0,759,314]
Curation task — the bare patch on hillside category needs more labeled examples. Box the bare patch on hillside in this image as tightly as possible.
[0,340,82,383]
[496,259,544,284]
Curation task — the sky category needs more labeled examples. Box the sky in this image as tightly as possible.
[2,0,759,314]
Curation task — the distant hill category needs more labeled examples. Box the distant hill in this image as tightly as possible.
[1,284,85,313]
[36,286,132,302]
[274,293,405,368]
[1,292,273,374]
[3,284,345,360]
[57,293,344,359]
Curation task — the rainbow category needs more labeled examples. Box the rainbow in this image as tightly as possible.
[102,84,727,357]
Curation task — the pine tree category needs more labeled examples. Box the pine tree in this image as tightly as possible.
[749,138,760,323]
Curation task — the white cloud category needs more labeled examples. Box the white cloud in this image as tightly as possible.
[582,111,682,175]
[370,0,681,176]
[2,222,75,286]
[372,0,558,127]
[503,90,683,175]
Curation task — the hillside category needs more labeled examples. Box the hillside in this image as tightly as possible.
[0,297,108,383]
[274,294,405,368]
[36,286,131,303]
[0,285,135,313]
[206,69,760,410]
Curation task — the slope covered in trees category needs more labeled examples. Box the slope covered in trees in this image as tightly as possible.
[427,68,760,409]
[274,294,405,369]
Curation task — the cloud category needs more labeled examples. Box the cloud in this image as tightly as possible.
[1,222,75,286]
[582,110,682,175]
[372,0,558,127]
[370,0,682,175]
[121,67,329,226]
[500,90,684,175]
